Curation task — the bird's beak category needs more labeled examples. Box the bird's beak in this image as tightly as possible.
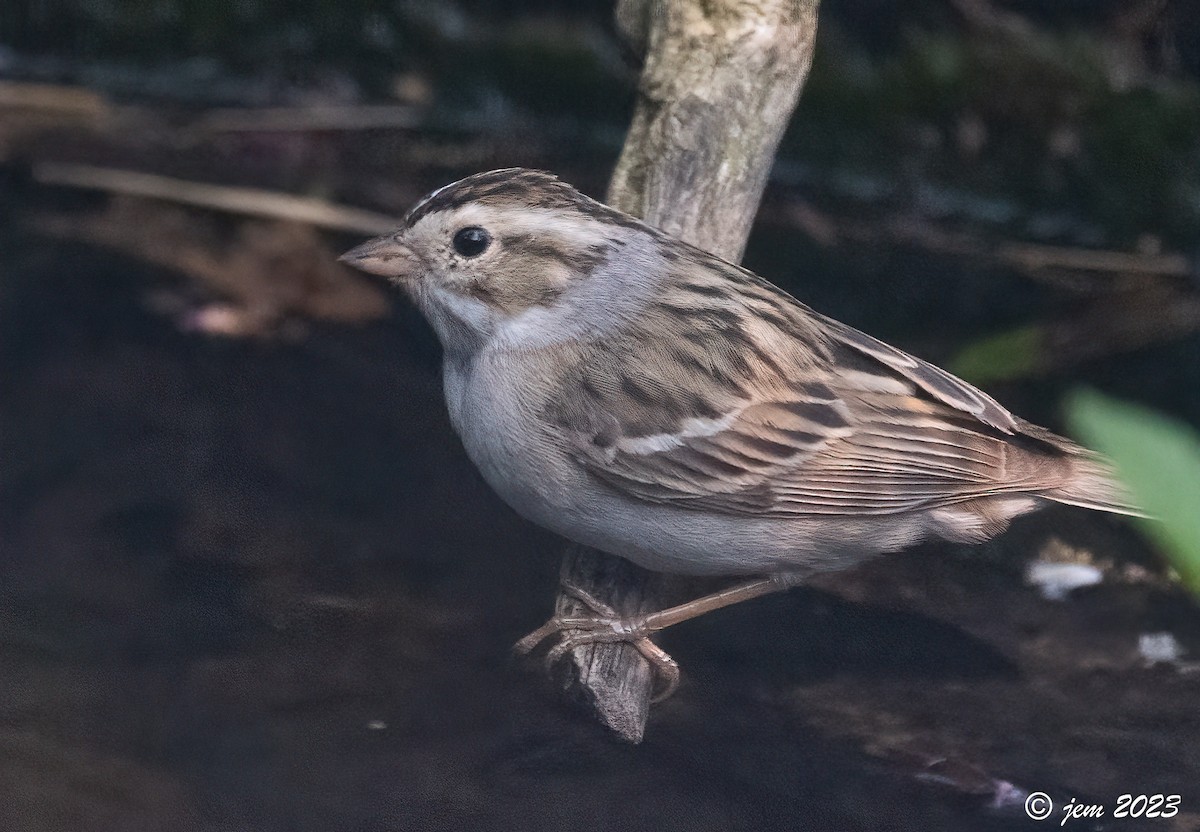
[338,235,421,281]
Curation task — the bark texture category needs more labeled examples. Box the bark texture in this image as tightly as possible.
[552,0,821,742]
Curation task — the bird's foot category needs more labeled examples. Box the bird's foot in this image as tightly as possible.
[514,581,681,702]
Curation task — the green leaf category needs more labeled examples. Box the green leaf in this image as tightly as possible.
[1066,389,1200,595]
[949,325,1043,383]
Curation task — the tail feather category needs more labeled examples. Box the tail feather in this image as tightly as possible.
[1044,456,1146,518]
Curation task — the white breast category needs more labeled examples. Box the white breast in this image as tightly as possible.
[441,355,472,439]
[441,350,579,523]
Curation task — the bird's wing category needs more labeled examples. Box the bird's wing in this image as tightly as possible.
[552,284,1065,518]
[811,310,1016,434]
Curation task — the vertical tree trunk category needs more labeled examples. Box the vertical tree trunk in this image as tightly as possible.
[551,0,821,742]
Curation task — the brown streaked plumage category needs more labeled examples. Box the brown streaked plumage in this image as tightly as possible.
[545,237,1128,531]
[404,167,643,231]
[341,168,1141,699]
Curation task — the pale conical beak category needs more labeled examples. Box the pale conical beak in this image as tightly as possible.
[338,235,422,280]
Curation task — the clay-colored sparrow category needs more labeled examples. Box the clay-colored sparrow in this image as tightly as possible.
[341,168,1137,698]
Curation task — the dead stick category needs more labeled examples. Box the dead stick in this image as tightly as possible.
[780,201,1194,282]
[996,242,1192,279]
[32,162,397,235]
[552,0,821,742]
[0,81,110,118]
[196,104,422,133]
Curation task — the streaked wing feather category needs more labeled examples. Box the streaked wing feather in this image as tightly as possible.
[813,312,1018,434]
[559,259,1055,518]
[579,392,853,500]
[579,398,1050,517]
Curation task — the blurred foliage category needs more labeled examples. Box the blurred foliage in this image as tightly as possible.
[948,324,1042,382]
[7,0,413,83]
[484,24,632,121]
[1067,389,1200,595]
[792,22,1200,247]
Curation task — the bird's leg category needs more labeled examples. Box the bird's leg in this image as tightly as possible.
[515,574,797,702]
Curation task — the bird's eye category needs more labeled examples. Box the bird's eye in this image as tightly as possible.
[452,226,491,257]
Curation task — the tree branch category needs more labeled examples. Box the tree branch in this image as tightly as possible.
[550,0,820,742]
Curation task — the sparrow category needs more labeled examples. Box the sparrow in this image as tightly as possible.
[341,168,1139,699]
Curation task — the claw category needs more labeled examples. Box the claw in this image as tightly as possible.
[514,580,683,702]
[643,644,681,703]
[513,618,563,655]
[557,582,618,617]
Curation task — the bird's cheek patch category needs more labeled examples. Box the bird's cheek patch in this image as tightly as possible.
[483,265,569,315]
[460,276,497,303]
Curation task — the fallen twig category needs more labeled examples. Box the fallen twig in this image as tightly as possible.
[995,241,1192,280]
[779,200,1195,284]
[196,104,423,133]
[0,81,110,119]
[33,162,397,235]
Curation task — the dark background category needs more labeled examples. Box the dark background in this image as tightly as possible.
[2,2,1199,830]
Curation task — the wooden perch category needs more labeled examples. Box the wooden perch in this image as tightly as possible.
[550,0,821,743]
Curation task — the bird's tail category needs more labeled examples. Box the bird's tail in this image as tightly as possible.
[1044,455,1146,518]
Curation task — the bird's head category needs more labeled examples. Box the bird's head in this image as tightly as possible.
[341,168,657,354]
